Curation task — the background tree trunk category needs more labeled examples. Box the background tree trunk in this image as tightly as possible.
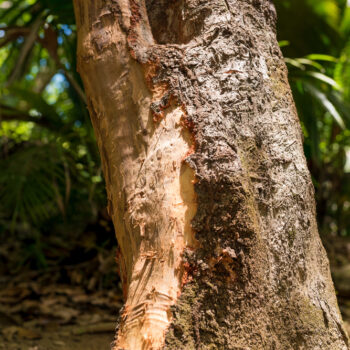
[73,0,349,349]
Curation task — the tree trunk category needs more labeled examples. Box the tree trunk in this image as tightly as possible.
[73,0,349,349]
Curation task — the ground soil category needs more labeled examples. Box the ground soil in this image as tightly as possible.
[0,324,114,350]
[1,235,350,349]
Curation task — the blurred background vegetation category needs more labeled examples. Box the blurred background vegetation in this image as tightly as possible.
[0,0,349,291]
[276,0,350,240]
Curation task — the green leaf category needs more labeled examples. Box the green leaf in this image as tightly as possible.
[297,58,325,71]
[305,54,338,62]
[285,57,305,70]
[304,82,345,129]
[279,40,290,48]
[305,71,342,90]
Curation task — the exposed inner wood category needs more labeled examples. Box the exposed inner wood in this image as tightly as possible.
[116,106,197,349]
[73,2,197,348]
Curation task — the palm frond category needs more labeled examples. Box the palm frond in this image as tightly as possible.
[0,144,68,228]
[303,81,345,129]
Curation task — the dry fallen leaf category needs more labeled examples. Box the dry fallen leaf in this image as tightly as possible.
[50,306,80,323]
[2,326,41,341]
[9,299,40,314]
[53,340,66,346]
[2,326,18,341]
[71,293,90,303]
[17,327,42,340]
[72,322,115,335]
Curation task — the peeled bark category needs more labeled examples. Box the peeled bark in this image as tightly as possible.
[73,1,349,349]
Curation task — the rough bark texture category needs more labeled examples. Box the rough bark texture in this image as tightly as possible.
[73,0,349,349]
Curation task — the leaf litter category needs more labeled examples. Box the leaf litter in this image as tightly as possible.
[0,226,122,350]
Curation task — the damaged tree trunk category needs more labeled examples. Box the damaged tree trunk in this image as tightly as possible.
[73,0,349,349]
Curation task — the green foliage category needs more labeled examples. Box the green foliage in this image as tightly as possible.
[0,0,104,243]
[277,0,350,236]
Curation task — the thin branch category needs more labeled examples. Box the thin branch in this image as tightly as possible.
[62,69,87,105]
[2,22,87,105]
[0,112,51,128]
[0,27,31,48]
[6,15,44,86]
[36,25,87,105]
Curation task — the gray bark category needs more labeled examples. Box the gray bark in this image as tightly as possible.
[73,0,349,349]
